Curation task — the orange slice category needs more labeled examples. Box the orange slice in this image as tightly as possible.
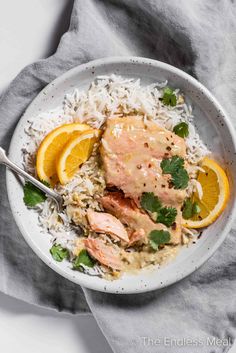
[36,123,90,186]
[56,129,101,184]
[183,157,230,228]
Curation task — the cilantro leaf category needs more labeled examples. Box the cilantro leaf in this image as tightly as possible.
[73,249,95,270]
[162,87,177,107]
[182,199,192,219]
[172,168,189,189]
[23,181,46,207]
[182,199,201,219]
[192,202,201,215]
[140,192,162,213]
[160,156,189,190]
[50,244,69,262]
[141,192,177,227]
[173,122,189,138]
[41,180,51,188]
[156,207,177,227]
[160,155,184,174]
[149,230,171,250]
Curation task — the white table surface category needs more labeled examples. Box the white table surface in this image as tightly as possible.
[0,1,235,353]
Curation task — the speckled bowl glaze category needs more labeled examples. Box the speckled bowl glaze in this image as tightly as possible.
[6,57,236,294]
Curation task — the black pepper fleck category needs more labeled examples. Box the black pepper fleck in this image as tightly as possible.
[197,231,203,239]
[172,222,177,230]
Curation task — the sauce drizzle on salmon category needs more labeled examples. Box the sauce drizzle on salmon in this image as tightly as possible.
[101,116,187,206]
[84,115,189,272]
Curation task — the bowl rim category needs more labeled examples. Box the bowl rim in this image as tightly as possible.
[6,56,236,294]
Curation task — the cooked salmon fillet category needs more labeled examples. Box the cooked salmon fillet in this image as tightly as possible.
[84,238,122,270]
[101,192,182,245]
[87,209,129,242]
[100,116,187,206]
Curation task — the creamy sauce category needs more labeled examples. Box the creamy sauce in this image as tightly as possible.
[101,116,187,206]
[77,115,191,277]
[121,245,180,273]
[100,116,188,246]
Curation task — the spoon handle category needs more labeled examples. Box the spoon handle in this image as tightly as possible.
[0,147,63,210]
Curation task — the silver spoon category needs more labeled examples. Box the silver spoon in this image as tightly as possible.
[0,147,64,211]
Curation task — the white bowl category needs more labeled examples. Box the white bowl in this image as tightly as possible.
[6,57,236,294]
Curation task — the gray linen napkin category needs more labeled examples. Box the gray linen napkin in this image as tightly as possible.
[1,0,236,352]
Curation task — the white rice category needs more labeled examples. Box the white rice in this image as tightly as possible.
[23,74,210,267]
[63,75,209,165]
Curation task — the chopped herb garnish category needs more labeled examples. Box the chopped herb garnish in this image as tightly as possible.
[173,122,189,138]
[160,156,189,189]
[160,155,184,174]
[192,202,201,215]
[172,168,189,189]
[182,199,192,219]
[23,181,47,207]
[73,249,95,270]
[41,180,51,188]
[156,207,177,227]
[182,198,201,219]
[149,230,171,250]
[141,192,177,227]
[162,87,177,107]
[140,192,162,213]
[50,244,69,262]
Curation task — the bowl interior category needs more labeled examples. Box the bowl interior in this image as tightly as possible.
[6,57,236,294]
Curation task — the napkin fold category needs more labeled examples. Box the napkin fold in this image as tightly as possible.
[1,0,236,352]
